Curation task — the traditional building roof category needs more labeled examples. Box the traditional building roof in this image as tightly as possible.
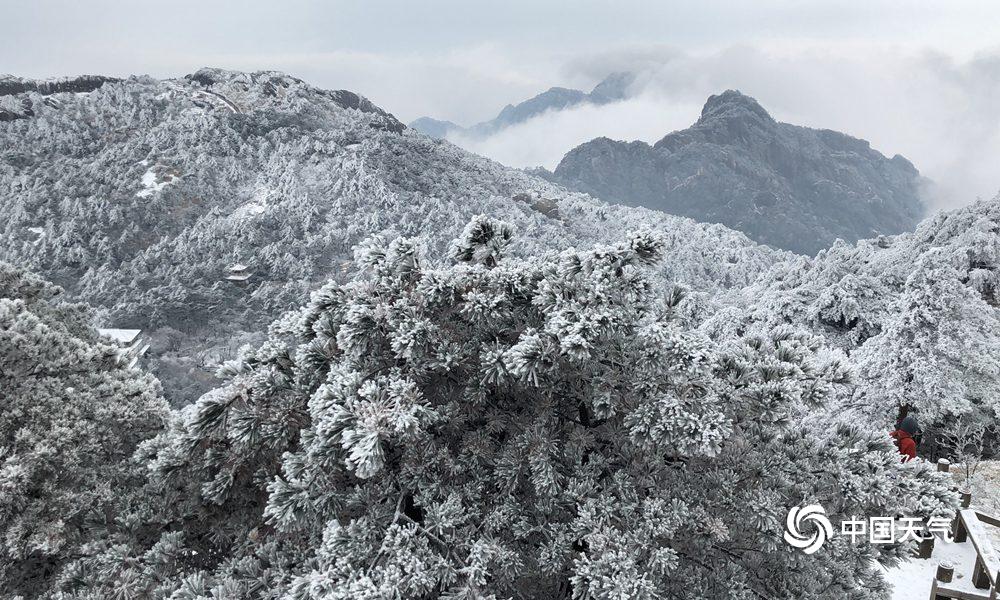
[97,328,142,345]
[97,328,149,367]
[226,262,253,282]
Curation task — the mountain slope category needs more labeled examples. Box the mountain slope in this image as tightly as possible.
[548,90,926,254]
[0,68,781,403]
[410,71,634,139]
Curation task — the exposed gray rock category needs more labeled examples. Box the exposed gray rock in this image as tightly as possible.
[587,71,634,104]
[475,86,587,136]
[548,90,927,255]
[0,74,119,97]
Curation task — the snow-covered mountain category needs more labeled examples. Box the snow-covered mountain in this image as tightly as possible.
[2,66,994,600]
[0,68,778,403]
[410,71,635,139]
[545,90,927,255]
[3,66,994,434]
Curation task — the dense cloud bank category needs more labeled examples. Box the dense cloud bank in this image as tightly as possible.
[450,46,1000,211]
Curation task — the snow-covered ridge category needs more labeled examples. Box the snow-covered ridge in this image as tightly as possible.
[181,67,405,132]
[0,74,119,97]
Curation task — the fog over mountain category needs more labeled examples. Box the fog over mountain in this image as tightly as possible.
[434,47,1000,212]
[411,72,634,139]
[544,89,926,254]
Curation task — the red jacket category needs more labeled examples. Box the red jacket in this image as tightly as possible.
[890,430,916,462]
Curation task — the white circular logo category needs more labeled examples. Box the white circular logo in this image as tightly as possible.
[784,504,833,554]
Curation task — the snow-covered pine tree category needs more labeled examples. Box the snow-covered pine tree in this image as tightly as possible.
[709,197,1000,439]
[94,218,955,599]
[854,251,1000,426]
[0,262,168,597]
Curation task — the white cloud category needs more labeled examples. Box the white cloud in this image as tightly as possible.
[5,1,1000,208]
[448,92,701,171]
[449,44,1000,210]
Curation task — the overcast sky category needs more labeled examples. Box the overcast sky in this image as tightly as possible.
[4,0,1000,206]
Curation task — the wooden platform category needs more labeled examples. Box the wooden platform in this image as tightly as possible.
[932,584,993,600]
[932,510,1000,599]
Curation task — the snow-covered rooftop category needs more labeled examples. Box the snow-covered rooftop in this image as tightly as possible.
[125,343,151,368]
[97,328,142,345]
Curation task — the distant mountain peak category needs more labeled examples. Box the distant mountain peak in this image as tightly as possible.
[698,89,774,124]
[550,90,926,255]
[410,72,637,139]
[589,71,635,103]
[182,67,405,133]
[408,116,461,139]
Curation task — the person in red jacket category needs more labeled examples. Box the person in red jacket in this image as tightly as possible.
[890,415,919,462]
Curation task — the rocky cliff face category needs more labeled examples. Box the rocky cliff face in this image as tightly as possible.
[0,74,119,97]
[549,90,926,254]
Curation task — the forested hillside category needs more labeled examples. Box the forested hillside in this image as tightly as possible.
[0,69,782,403]
[0,261,168,596]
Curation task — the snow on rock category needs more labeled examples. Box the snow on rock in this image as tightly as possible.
[233,202,266,218]
[137,165,179,198]
[232,185,272,218]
